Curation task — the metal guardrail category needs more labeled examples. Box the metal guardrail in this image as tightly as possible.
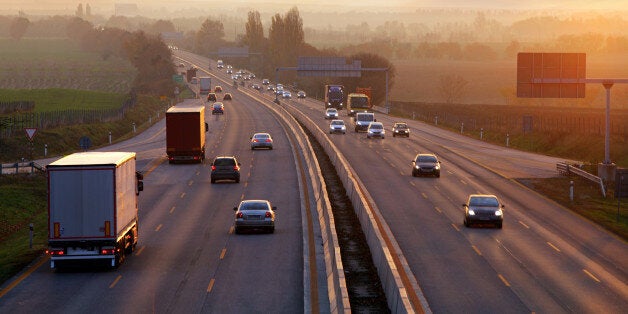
[557,162,606,197]
[0,162,46,175]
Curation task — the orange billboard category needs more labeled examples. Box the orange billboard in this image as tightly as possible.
[517,53,586,98]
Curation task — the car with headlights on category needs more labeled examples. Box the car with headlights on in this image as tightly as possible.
[282,91,292,99]
[210,156,241,183]
[262,78,270,85]
[329,119,346,134]
[250,132,273,150]
[392,122,410,137]
[411,153,441,177]
[297,91,306,98]
[463,194,504,228]
[233,200,276,234]
[366,122,385,139]
[325,108,339,120]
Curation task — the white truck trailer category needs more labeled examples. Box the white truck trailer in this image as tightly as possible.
[46,152,143,269]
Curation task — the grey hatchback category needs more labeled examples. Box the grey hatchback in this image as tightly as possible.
[233,200,276,234]
[210,156,241,183]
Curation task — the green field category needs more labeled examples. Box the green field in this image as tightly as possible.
[0,38,136,93]
[0,88,127,112]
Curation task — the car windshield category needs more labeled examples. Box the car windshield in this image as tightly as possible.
[370,124,382,129]
[214,104,222,109]
[331,121,344,125]
[327,109,337,113]
[240,202,269,211]
[469,197,499,207]
[395,124,407,129]
[417,155,437,163]
[214,158,235,166]
[254,134,270,139]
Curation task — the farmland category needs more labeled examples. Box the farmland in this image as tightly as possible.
[0,38,135,93]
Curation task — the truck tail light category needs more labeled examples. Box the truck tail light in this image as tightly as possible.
[47,249,65,256]
[101,248,115,255]
[265,211,272,218]
[233,166,239,170]
[211,165,216,171]
[104,221,111,237]
[236,212,243,218]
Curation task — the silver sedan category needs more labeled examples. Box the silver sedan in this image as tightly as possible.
[329,119,346,134]
[250,132,273,150]
[233,200,277,233]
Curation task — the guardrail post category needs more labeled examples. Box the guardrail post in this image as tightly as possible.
[480,128,484,140]
[506,134,510,147]
[44,144,48,157]
[109,131,112,144]
[132,122,136,133]
[570,181,574,202]
[29,223,34,249]
[460,122,464,134]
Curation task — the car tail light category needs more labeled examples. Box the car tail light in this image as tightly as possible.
[236,212,243,218]
[234,166,239,170]
[211,165,216,171]
[47,249,65,256]
[101,248,116,255]
[265,211,272,218]
[266,139,272,143]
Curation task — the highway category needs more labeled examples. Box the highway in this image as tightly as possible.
[1,49,626,313]
[178,50,627,312]
[0,79,307,312]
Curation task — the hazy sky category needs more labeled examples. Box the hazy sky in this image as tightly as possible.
[1,0,625,16]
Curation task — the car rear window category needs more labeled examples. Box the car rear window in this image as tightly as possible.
[214,158,235,166]
[241,203,269,211]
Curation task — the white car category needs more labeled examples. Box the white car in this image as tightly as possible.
[325,108,339,119]
[329,120,346,134]
[366,122,385,139]
[282,91,292,99]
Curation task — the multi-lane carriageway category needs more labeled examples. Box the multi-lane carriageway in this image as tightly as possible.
[0,50,626,313]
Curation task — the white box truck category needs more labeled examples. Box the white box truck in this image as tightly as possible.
[199,76,212,95]
[46,152,143,269]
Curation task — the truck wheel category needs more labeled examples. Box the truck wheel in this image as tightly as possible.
[211,178,216,184]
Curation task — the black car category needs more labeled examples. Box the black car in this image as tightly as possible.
[412,153,441,177]
[207,93,217,102]
[463,194,504,228]
[223,93,232,101]
[211,156,241,183]
[392,122,410,137]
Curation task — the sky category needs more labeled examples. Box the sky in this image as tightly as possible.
[1,0,625,15]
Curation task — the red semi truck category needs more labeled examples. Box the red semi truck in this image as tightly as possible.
[46,152,143,269]
[166,106,208,163]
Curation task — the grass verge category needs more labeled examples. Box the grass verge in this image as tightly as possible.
[0,174,47,285]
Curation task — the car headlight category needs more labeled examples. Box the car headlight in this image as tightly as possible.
[435,165,440,170]
[341,126,346,130]
[468,209,476,215]
[395,130,399,133]
[415,165,420,169]
[495,210,503,216]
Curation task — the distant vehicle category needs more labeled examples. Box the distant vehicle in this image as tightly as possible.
[226,69,233,74]
[297,91,306,98]
[212,102,224,115]
[217,60,224,68]
[392,122,410,137]
[262,79,270,85]
[233,200,277,234]
[354,112,375,132]
[347,93,372,116]
[46,152,143,269]
[211,156,241,183]
[250,132,273,150]
[325,108,339,120]
[366,122,385,139]
[267,85,275,91]
[166,106,208,163]
[411,153,441,177]
[324,84,345,109]
[252,84,261,90]
[214,85,223,93]
[329,119,346,134]
[223,93,232,101]
[207,92,217,102]
[463,194,504,228]
[199,77,212,95]
[282,91,292,99]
